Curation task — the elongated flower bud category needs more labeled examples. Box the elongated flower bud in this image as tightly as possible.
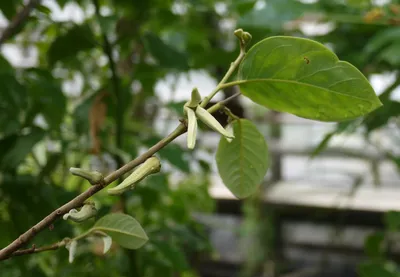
[186,88,202,108]
[184,106,198,149]
[107,157,161,195]
[63,203,97,223]
[69,168,103,185]
[66,240,78,263]
[195,106,234,139]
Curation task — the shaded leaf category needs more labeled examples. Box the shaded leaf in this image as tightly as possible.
[0,127,46,171]
[47,23,97,65]
[142,32,189,70]
[216,119,269,198]
[238,36,382,121]
[93,213,148,250]
[24,68,66,129]
[0,71,27,134]
[151,240,189,270]
[364,100,400,132]
[384,211,400,232]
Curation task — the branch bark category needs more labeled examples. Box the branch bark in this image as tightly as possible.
[0,0,41,46]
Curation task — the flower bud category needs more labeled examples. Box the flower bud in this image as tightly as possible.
[69,168,103,185]
[184,106,198,149]
[186,88,202,108]
[63,203,97,223]
[107,157,161,195]
[195,106,234,139]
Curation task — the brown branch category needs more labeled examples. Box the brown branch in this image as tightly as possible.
[0,0,41,46]
[7,240,67,260]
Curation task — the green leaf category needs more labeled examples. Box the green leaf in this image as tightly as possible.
[216,119,269,198]
[151,240,189,270]
[47,23,97,65]
[0,127,46,171]
[237,36,382,121]
[24,68,66,129]
[92,213,148,250]
[0,71,27,134]
[142,32,189,70]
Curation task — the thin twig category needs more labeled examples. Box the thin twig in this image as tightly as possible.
[207,92,241,114]
[9,240,67,260]
[0,0,41,46]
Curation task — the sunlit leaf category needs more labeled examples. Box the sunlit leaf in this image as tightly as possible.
[238,36,382,121]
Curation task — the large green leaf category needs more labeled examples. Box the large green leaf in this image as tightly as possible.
[237,36,382,121]
[216,119,269,199]
[92,213,148,250]
[47,23,97,66]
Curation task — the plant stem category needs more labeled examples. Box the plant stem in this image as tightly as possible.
[200,46,246,108]
[207,92,242,114]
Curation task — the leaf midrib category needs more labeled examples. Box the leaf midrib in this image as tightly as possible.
[92,227,148,240]
[237,78,374,102]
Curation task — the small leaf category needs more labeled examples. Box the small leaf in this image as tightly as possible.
[216,119,269,198]
[102,236,112,254]
[237,36,382,121]
[92,213,148,250]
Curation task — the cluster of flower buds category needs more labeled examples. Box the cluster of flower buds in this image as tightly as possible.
[184,88,234,149]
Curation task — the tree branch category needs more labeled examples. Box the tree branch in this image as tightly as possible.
[0,0,41,46]
[0,29,248,260]
[7,240,68,260]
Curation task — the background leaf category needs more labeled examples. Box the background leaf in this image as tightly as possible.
[93,213,148,250]
[216,119,269,198]
[142,32,189,70]
[47,23,97,66]
[237,36,382,121]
